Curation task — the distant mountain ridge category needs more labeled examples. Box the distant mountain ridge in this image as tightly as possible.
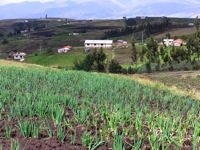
[0,0,200,20]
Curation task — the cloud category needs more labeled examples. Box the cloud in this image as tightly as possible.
[0,0,54,6]
[0,0,199,19]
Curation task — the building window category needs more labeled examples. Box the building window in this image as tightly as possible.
[94,44,97,46]
[87,44,90,46]
[101,44,103,46]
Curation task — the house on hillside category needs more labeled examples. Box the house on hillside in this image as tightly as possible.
[188,23,194,27]
[163,39,186,47]
[13,52,27,61]
[163,39,174,46]
[58,46,72,53]
[84,40,113,48]
[116,40,128,45]
[173,39,186,46]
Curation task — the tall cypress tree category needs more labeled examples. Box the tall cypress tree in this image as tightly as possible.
[194,16,199,31]
[131,36,137,63]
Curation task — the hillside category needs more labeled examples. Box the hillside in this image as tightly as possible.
[0,62,199,149]
[0,59,43,68]
[0,17,198,72]
[0,17,195,54]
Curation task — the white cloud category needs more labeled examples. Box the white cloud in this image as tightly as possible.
[2,0,200,6]
[0,0,199,18]
[0,0,54,6]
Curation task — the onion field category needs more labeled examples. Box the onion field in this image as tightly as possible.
[0,66,199,150]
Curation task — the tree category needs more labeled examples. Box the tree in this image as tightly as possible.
[96,48,106,72]
[146,36,158,60]
[73,49,106,72]
[144,36,159,72]
[126,18,137,27]
[108,59,122,73]
[194,16,199,31]
[187,30,200,62]
[131,36,137,63]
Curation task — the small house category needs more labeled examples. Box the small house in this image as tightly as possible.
[84,40,113,48]
[58,46,72,53]
[163,39,174,46]
[188,23,194,27]
[117,40,128,45]
[13,52,27,60]
[173,39,185,46]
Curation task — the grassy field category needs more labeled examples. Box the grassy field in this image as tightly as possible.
[154,27,196,40]
[0,59,43,68]
[138,70,200,100]
[24,50,86,68]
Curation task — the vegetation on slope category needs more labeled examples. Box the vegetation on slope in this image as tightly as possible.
[0,66,199,149]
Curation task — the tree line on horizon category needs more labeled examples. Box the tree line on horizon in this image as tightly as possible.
[103,17,192,39]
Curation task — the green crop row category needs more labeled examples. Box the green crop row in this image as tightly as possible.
[0,66,199,149]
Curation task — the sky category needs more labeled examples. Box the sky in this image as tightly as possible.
[1,0,200,5]
[0,0,199,19]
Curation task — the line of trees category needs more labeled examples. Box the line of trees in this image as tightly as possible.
[103,18,189,39]
[137,33,200,72]
[73,49,106,72]
[73,49,136,74]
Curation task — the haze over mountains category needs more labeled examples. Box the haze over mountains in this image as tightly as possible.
[0,0,200,20]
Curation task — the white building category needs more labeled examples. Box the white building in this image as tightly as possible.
[84,40,113,48]
[58,46,72,53]
[117,40,128,45]
[163,39,174,46]
[13,52,27,60]
[163,39,185,47]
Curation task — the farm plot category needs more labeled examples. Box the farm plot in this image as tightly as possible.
[0,66,199,149]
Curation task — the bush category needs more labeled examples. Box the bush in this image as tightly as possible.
[121,68,127,74]
[73,49,106,72]
[183,67,189,71]
[145,62,151,73]
[108,59,122,73]
[192,64,200,70]
[127,66,136,74]
[168,66,174,71]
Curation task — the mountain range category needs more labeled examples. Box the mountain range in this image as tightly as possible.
[0,0,200,20]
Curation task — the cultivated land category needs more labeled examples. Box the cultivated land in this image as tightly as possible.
[0,17,200,149]
[0,60,200,149]
[0,17,197,68]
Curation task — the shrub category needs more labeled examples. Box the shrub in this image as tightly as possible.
[145,62,152,73]
[121,68,127,74]
[192,64,200,70]
[127,66,136,74]
[183,67,189,71]
[108,59,122,73]
[73,49,106,72]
